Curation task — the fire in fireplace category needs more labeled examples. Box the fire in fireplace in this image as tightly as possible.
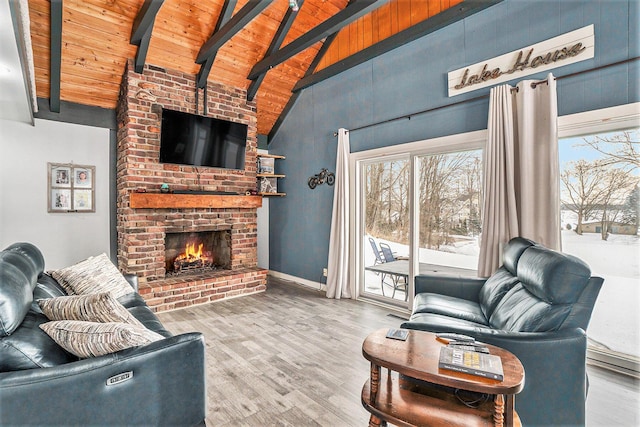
[173,242,212,272]
[164,231,231,275]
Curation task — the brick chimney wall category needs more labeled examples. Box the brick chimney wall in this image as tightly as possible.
[116,61,266,312]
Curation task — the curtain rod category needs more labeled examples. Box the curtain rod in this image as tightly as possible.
[334,56,639,137]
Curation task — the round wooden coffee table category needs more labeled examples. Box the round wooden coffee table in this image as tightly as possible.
[361,328,525,427]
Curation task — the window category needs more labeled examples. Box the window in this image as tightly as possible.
[558,103,639,373]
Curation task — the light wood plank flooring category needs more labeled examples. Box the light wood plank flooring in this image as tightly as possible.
[158,277,640,426]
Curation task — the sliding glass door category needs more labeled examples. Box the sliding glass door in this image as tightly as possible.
[356,132,485,308]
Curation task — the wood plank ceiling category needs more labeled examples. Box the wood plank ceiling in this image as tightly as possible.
[27,0,478,137]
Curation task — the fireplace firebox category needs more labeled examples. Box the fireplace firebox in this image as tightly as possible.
[164,231,231,275]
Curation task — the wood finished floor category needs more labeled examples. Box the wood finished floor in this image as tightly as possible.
[157,277,640,427]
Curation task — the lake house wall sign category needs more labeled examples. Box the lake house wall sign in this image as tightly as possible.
[448,25,594,97]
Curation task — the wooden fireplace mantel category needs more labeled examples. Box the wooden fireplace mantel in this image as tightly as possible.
[129,192,263,209]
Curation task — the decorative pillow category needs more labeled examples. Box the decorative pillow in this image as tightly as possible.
[39,320,164,358]
[50,253,133,299]
[38,293,144,328]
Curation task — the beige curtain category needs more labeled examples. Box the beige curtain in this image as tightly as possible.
[326,128,351,299]
[478,73,560,277]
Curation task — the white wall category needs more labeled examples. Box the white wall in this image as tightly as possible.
[0,118,111,269]
[256,149,269,269]
[257,198,269,269]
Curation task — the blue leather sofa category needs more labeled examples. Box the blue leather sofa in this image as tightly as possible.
[0,242,206,426]
[401,237,603,426]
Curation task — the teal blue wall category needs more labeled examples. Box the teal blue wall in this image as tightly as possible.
[268,0,639,282]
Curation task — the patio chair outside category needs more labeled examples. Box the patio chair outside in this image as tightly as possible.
[368,237,385,266]
[379,242,408,301]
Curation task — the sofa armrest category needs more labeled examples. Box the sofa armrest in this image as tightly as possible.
[0,332,206,426]
[124,273,138,292]
[414,274,486,302]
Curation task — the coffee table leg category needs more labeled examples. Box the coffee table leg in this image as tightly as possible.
[493,394,504,427]
[369,415,387,427]
[504,395,515,427]
[370,363,381,402]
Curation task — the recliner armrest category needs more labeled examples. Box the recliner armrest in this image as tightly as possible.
[0,332,206,426]
[415,274,486,302]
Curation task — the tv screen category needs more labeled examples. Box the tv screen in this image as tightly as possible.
[159,109,247,170]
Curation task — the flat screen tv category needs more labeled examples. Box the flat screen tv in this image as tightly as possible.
[159,109,247,170]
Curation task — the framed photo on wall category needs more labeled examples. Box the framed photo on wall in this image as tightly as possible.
[48,163,95,213]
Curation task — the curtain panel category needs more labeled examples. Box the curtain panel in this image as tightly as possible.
[326,128,351,299]
[479,73,560,277]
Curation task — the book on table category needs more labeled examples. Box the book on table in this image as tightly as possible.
[439,346,504,381]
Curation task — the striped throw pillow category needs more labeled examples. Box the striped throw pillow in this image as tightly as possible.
[50,253,133,299]
[38,293,144,328]
[40,320,163,358]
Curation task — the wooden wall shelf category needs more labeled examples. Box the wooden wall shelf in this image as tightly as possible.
[130,193,262,209]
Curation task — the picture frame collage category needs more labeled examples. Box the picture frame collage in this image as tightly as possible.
[48,163,96,213]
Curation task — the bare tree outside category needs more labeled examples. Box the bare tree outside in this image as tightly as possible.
[364,150,483,253]
[580,130,639,171]
[561,129,639,239]
[417,151,483,250]
[365,160,410,245]
[561,159,609,235]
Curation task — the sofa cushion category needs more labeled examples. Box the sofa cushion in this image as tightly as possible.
[39,320,164,358]
[38,293,144,328]
[50,253,134,299]
[404,312,489,330]
[412,293,488,325]
[126,306,173,338]
[0,254,33,337]
[31,274,68,314]
[489,284,572,332]
[478,268,520,319]
[117,291,150,309]
[0,311,77,372]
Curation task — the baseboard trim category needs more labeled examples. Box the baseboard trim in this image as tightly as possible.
[587,347,640,378]
[268,270,327,293]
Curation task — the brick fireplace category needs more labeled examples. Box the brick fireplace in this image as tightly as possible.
[116,60,266,312]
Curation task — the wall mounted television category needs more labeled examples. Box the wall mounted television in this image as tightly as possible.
[159,109,248,170]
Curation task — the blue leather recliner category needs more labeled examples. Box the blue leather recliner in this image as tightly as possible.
[401,237,603,426]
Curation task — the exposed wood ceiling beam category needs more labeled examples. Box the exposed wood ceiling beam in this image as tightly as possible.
[195,0,272,65]
[133,25,153,74]
[130,0,165,73]
[293,0,504,92]
[49,0,63,113]
[130,0,164,44]
[268,32,339,142]
[246,0,305,101]
[196,0,237,89]
[247,0,387,80]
